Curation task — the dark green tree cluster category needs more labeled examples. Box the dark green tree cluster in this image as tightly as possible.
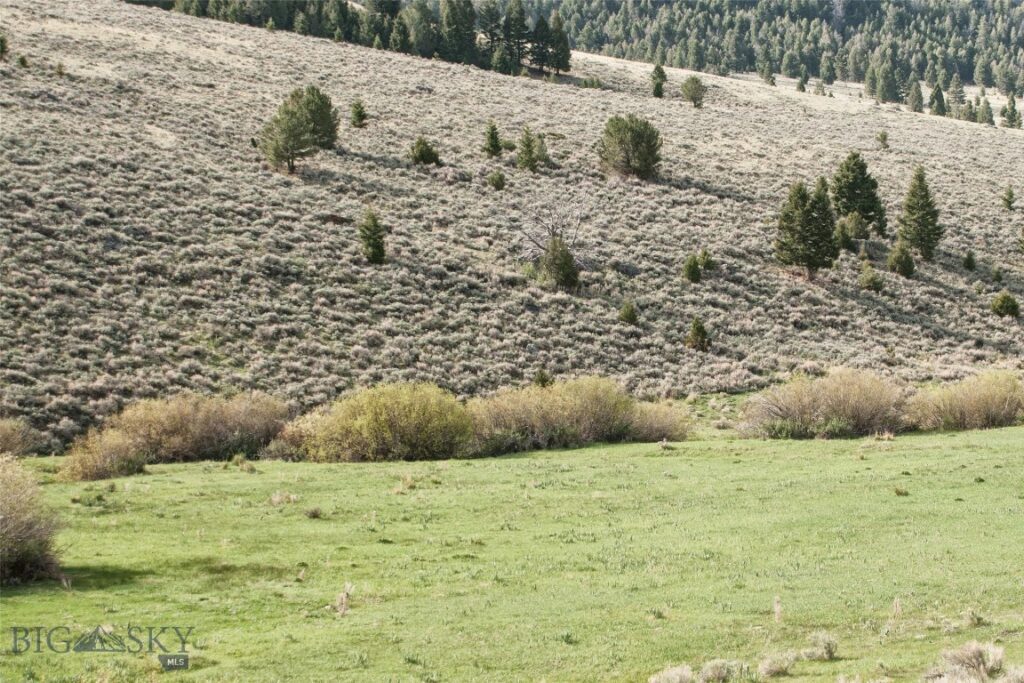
[775,178,838,279]
[831,152,886,236]
[596,115,662,180]
[154,0,571,77]
[514,0,1024,97]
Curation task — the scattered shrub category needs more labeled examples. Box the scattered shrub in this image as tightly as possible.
[742,369,903,438]
[619,299,639,325]
[804,631,838,661]
[483,120,501,157]
[698,659,748,683]
[516,126,542,172]
[628,402,691,442]
[681,75,707,107]
[905,371,1023,431]
[486,170,506,190]
[990,291,1019,317]
[962,250,976,271]
[17,54,28,68]
[0,33,7,60]
[597,114,662,180]
[409,136,441,165]
[858,262,884,292]
[358,208,387,264]
[1,455,61,584]
[685,317,711,352]
[61,392,287,480]
[758,653,796,679]
[932,641,1004,681]
[876,130,889,150]
[538,235,580,290]
[296,383,474,462]
[0,418,46,456]
[887,240,915,277]
[649,664,694,683]
[683,254,702,282]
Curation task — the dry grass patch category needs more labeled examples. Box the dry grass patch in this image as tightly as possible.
[925,641,1005,681]
[0,455,61,584]
[742,368,904,438]
[758,652,796,678]
[649,664,694,683]
[906,371,1024,431]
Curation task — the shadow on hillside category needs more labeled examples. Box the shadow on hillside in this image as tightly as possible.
[59,564,154,591]
[661,174,755,203]
[173,556,290,580]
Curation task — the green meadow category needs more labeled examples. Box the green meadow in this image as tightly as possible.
[2,428,1023,682]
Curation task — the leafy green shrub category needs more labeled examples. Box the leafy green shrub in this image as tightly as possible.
[962,250,976,271]
[680,75,707,107]
[697,248,716,270]
[538,235,579,290]
[297,383,474,462]
[409,136,441,165]
[990,291,1019,317]
[742,369,904,438]
[597,115,662,180]
[61,392,288,480]
[0,418,46,456]
[683,254,702,283]
[685,317,711,352]
[858,262,884,292]
[1,455,61,584]
[906,371,1023,431]
[0,33,7,61]
[486,170,506,190]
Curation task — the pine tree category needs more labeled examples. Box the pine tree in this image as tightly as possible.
[530,15,551,72]
[440,0,475,64]
[775,178,839,279]
[358,208,387,264]
[684,317,711,352]
[539,235,578,290]
[1001,94,1022,128]
[483,120,501,157]
[831,152,887,236]
[350,99,368,128]
[898,166,942,261]
[864,64,877,97]
[491,43,513,74]
[1002,186,1015,211]
[977,97,994,125]
[948,73,965,104]
[651,64,667,97]
[502,0,530,69]
[876,63,899,102]
[516,127,540,172]
[906,79,923,112]
[388,13,412,53]
[618,300,639,325]
[549,11,571,74]
[596,115,662,180]
[287,85,339,150]
[259,99,317,173]
[929,84,946,116]
[683,254,702,283]
[477,0,503,61]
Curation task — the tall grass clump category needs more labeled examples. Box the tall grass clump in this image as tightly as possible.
[61,392,288,480]
[469,377,688,456]
[0,418,47,456]
[906,371,1023,431]
[291,383,474,462]
[742,368,903,438]
[1,455,61,584]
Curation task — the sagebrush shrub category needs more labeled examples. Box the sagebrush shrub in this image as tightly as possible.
[680,75,707,107]
[990,291,1019,317]
[1,455,61,584]
[0,418,46,456]
[296,383,474,462]
[906,371,1023,431]
[742,368,903,438]
[61,392,288,480]
[649,664,693,683]
[487,170,506,190]
[597,114,662,180]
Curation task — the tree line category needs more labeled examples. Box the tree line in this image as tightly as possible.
[129,0,570,75]
[526,0,1024,97]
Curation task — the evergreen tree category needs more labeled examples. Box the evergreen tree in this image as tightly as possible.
[503,0,531,69]
[350,99,368,128]
[929,84,946,115]
[440,0,475,64]
[483,120,501,157]
[949,73,965,103]
[977,97,994,125]
[596,115,662,180]
[618,300,639,325]
[409,137,441,165]
[775,178,839,279]
[491,43,513,74]
[684,317,711,352]
[876,63,899,102]
[405,0,438,58]
[539,235,578,290]
[973,57,990,87]
[287,85,339,150]
[683,254,702,283]
[388,13,412,53]
[259,99,317,173]
[831,152,887,236]
[517,127,540,172]
[1002,186,1015,212]
[906,78,923,112]
[358,208,387,264]
[887,240,915,277]
[477,0,503,62]
[549,11,571,74]
[680,75,707,107]
[1001,94,1022,128]
[864,64,877,97]
[530,15,552,72]
[897,166,942,261]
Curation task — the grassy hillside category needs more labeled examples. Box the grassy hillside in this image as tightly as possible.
[1,0,1022,445]
[3,427,1023,681]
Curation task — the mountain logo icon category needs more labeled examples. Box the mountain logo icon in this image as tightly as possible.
[73,626,127,653]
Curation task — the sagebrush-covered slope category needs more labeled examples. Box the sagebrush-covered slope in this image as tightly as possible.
[1,0,1022,444]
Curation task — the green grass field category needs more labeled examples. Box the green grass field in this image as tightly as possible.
[2,428,1023,682]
